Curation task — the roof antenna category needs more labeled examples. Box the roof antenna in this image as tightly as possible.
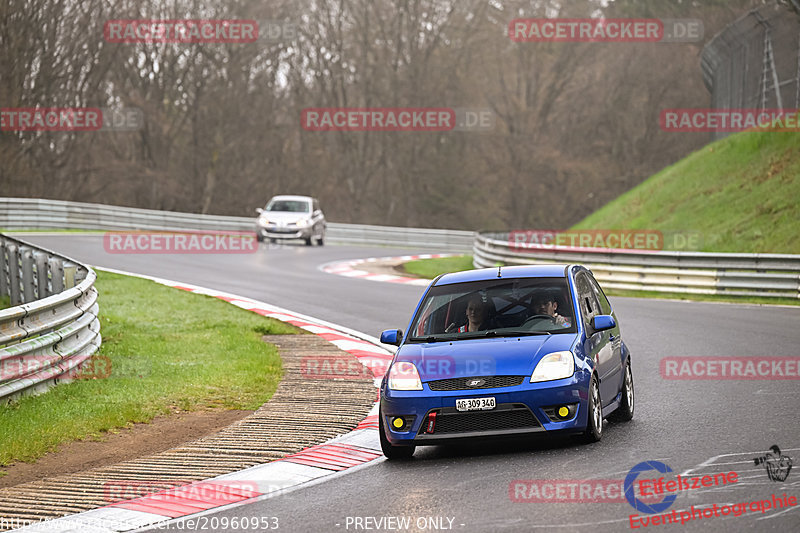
[497,264,502,278]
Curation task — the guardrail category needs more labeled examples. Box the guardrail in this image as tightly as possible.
[0,198,474,252]
[473,232,800,299]
[3,198,796,299]
[0,234,101,404]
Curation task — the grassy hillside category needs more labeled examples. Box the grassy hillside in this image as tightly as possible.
[572,130,800,253]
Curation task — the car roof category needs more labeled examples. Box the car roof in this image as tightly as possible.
[268,195,314,202]
[435,264,570,285]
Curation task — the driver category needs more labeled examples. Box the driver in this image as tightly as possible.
[532,291,569,326]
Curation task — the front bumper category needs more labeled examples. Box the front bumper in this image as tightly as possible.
[380,374,589,446]
[257,225,313,239]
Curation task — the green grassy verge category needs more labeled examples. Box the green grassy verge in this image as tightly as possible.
[402,255,475,279]
[0,271,300,472]
[573,129,800,253]
[0,295,9,311]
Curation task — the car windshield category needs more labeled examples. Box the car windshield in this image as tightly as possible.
[408,277,577,342]
[265,200,310,213]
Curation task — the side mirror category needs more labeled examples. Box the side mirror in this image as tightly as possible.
[255,207,264,214]
[591,315,616,333]
[380,329,403,346]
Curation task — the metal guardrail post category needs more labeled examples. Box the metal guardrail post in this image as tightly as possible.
[0,240,7,301]
[49,257,64,294]
[20,246,36,303]
[35,251,48,298]
[64,263,77,289]
[7,243,21,306]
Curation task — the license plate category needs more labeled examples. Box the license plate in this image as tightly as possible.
[456,397,496,412]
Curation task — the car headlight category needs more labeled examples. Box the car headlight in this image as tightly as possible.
[388,362,423,390]
[530,351,575,382]
[296,218,312,228]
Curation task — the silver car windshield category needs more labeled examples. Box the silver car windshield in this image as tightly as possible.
[265,200,310,213]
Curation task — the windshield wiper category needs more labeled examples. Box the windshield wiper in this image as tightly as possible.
[411,335,450,343]
[459,330,551,339]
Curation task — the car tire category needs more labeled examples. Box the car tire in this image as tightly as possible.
[580,374,603,443]
[609,360,634,422]
[379,410,415,460]
[269,238,277,244]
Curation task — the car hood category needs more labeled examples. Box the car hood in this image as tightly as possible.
[395,334,575,381]
[259,212,310,222]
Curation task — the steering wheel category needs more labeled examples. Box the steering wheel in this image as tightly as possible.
[522,314,557,326]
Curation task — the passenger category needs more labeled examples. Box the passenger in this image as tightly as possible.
[445,295,493,333]
[532,292,569,326]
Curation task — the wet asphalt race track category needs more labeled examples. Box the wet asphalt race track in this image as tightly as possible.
[19,235,800,533]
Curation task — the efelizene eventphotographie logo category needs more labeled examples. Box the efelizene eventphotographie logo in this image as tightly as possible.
[624,458,797,528]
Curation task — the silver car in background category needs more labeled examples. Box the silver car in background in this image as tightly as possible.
[255,195,326,246]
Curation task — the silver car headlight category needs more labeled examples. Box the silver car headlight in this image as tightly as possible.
[530,351,575,382]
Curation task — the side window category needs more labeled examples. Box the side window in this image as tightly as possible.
[575,274,600,330]
[588,275,612,315]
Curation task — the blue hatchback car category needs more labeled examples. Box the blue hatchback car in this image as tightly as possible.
[378,264,634,459]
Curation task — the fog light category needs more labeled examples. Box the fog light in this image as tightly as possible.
[392,417,405,429]
[558,406,570,418]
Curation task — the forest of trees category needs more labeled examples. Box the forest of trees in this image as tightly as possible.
[0,0,776,230]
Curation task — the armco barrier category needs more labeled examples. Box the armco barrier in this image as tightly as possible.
[473,232,800,299]
[0,198,474,252]
[0,233,101,404]
[2,199,797,299]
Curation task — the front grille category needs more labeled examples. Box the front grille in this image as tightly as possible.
[428,406,540,435]
[428,375,525,391]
